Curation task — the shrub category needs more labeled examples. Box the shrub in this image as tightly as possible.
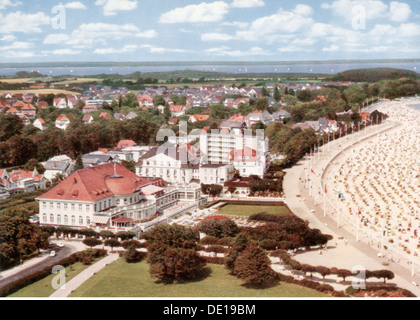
[124,247,146,263]
[104,239,121,250]
[116,231,136,241]
[232,243,279,288]
[82,237,103,249]
[198,218,240,239]
[121,240,142,250]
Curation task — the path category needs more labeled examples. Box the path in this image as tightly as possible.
[49,253,119,298]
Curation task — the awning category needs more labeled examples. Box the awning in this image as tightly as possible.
[141,185,164,196]
[91,216,110,224]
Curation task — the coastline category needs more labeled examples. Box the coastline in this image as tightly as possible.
[283,97,420,296]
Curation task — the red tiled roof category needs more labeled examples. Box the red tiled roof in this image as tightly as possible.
[36,162,151,202]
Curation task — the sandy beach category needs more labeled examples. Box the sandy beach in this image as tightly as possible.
[283,97,420,295]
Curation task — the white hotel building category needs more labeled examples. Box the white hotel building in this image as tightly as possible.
[36,162,204,231]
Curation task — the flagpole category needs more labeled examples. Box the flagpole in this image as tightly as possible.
[323,184,326,217]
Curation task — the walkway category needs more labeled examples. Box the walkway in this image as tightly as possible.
[283,121,420,296]
[49,253,119,298]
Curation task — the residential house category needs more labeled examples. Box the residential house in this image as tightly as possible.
[227,147,268,178]
[170,105,185,117]
[43,155,75,181]
[82,114,94,125]
[82,152,114,167]
[83,104,98,113]
[188,114,209,123]
[55,114,71,130]
[54,98,68,109]
[33,118,48,131]
[4,168,46,194]
[272,109,291,122]
[247,110,274,125]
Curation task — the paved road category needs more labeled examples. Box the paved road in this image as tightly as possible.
[0,243,80,295]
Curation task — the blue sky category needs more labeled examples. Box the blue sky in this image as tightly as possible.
[0,0,419,62]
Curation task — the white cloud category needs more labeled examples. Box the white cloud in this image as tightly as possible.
[94,45,139,54]
[95,0,137,16]
[0,11,51,34]
[140,45,188,54]
[201,32,234,41]
[0,0,21,10]
[236,4,314,41]
[52,49,82,55]
[159,1,230,23]
[231,0,264,8]
[389,1,411,22]
[221,21,249,28]
[0,35,16,42]
[321,0,389,21]
[204,45,271,57]
[0,50,36,59]
[43,23,156,48]
[0,41,33,51]
[43,33,70,44]
[135,30,158,39]
[64,2,87,10]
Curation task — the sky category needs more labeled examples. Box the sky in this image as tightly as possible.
[0,0,419,62]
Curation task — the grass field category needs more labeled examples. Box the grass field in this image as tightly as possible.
[0,89,80,96]
[217,204,292,217]
[9,258,104,298]
[69,259,328,298]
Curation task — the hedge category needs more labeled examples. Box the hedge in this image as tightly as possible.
[0,249,107,297]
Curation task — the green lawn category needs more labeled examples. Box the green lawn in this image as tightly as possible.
[9,257,104,298]
[69,259,328,298]
[217,205,292,217]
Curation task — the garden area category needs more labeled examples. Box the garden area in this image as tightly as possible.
[69,259,328,298]
[216,204,292,217]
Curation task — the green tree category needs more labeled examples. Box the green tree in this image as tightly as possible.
[82,237,102,249]
[273,85,281,102]
[232,243,279,287]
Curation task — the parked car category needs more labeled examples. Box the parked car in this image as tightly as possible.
[57,242,64,248]
[50,250,56,257]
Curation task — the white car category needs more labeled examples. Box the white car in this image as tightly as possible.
[57,242,64,248]
[50,250,56,257]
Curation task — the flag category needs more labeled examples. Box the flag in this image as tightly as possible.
[415,230,418,238]
[324,184,327,194]
[358,207,361,215]
[311,169,316,175]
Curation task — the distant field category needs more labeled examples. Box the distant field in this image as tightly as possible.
[217,204,293,217]
[69,259,328,298]
[0,89,80,96]
[0,78,31,84]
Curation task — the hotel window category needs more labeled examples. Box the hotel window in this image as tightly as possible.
[64,203,68,210]
[64,215,68,224]
[50,214,54,223]
[79,216,83,225]
[86,217,90,225]
[71,215,75,225]
[43,202,46,209]
[57,214,61,224]
[57,203,61,209]
[79,204,83,211]
[71,204,75,211]
[49,203,53,209]
[43,213,47,222]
